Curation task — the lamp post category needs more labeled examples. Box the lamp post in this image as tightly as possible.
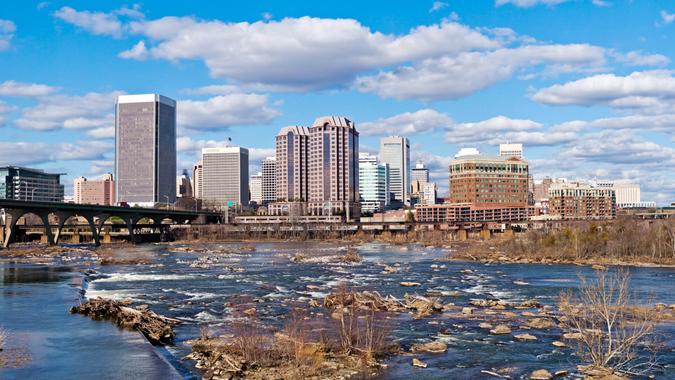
[163,195,170,210]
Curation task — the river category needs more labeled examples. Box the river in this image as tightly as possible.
[1,242,674,379]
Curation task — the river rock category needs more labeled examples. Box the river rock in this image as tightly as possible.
[516,300,541,309]
[490,324,511,335]
[479,322,493,329]
[243,307,256,316]
[462,307,474,315]
[400,282,421,287]
[530,369,553,379]
[412,358,427,368]
[514,333,537,341]
[552,341,566,347]
[411,341,447,353]
[527,318,554,329]
[563,332,583,340]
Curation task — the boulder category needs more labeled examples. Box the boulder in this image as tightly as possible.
[400,282,421,287]
[562,332,583,340]
[490,324,512,335]
[479,322,493,329]
[527,318,554,329]
[412,358,427,368]
[462,307,474,315]
[411,341,447,353]
[514,333,537,341]
[551,341,566,347]
[243,308,257,317]
[530,369,553,380]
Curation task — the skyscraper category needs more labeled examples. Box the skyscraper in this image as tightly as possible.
[250,172,263,205]
[380,136,410,206]
[261,157,276,204]
[193,160,203,199]
[201,146,249,208]
[115,94,176,206]
[411,162,429,184]
[358,153,389,213]
[308,116,360,219]
[275,126,309,202]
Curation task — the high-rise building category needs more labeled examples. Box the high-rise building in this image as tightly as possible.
[0,166,64,202]
[275,126,310,202]
[548,182,616,220]
[193,160,203,199]
[534,177,554,202]
[261,157,276,204]
[201,147,249,208]
[411,162,429,184]
[449,154,529,207]
[176,169,193,198]
[358,153,389,213]
[308,116,360,219]
[380,136,410,206]
[422,182,437,205]
[115,94,176,207]
[499,143,523,159]
[74,173,115,205]
[250,173,263,205]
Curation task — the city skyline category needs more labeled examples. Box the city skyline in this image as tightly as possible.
[0,1,674,204]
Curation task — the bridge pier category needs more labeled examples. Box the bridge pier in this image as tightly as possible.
[53,211,75,245]
[3,209,25,248]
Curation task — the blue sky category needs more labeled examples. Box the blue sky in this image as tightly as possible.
[0,0,674,204]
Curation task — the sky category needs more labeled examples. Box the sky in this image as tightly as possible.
[0,0,674,204]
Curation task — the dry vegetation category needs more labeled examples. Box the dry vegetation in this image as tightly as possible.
[457,218,675,266]
[558,269,663,378]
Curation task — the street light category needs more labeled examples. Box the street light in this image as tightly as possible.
[163,195,170,210]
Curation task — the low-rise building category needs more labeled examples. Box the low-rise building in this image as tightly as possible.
[74,173,115,205]
[415,203,532,223]
[0,166,65,202]
[548,181,616,220]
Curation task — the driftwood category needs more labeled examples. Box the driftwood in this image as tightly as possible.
[70,298,180,345]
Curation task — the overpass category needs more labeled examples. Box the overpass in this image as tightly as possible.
[0,199,222,248]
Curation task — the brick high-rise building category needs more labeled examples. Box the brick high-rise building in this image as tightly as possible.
[308,116,360,220]
[449,154,529,207]
[548,182,616,220]
[275,126,309,202]
[74,173,115,205]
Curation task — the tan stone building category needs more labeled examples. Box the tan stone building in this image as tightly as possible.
[307,116,360,220]
[73,173,115,205]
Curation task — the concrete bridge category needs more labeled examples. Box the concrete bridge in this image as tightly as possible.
[0,199,222,248]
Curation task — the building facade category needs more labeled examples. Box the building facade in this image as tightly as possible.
[411,162,429,184]
[422,182,437,205]
[499,143,523,158]
[192,160,203,199]
[548,182,616,220]
[250,173,263,205]
[595,182,653,208]
[261,157,276,205]
[380,136,410,206]
[0,166,64,202]
[358,153,389,214]
[275,126,309,202]
[115,94,176,206]
[308,116,360,220]
[176,170,193,198]
[449,155,529,207]
[74,173,115,205]
[201,146,249,208]
[415,203,532,223]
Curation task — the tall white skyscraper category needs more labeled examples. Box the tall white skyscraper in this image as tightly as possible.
[261,157,277,204]
[192,160,203,199]
[358,153,389,213]
[380,136,410,206]
[499,143,523,159]
[201,147,249,208]
[115,94,176,206]
[250,173,263,205]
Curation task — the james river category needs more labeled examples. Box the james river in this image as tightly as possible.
[1,242,674,379]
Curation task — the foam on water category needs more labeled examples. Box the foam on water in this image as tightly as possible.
[93,273,204,283]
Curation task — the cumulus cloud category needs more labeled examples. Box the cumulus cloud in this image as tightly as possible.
[54,7,124,37]
[0,80,59,97]
[0,140,112,166]
[495,0,567,7]
[359,109,452,136]
[0,19,16,51]
[531,70,675,113]
[612,50,670,67]
[14,91,122,131]
[0,101,16,125]
[118,40,148,59]
[177,94,280,130]
[355,44,606,101]
[445,115,576,146]
[556,113,675,133]
[429,2,448,12]
[561,130,675,165]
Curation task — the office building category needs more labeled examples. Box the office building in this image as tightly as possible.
[499,143,523,159]
[0,166,64,202]
[422,182,437,205]
[449,154,529,207]
[308,116,360,219]
[534,177,554,202]
[411,162,429,184]
[261,157,276,204]
[74,173,115,205]
[176,170,193,198]
[201,146,249,208]
[548,181,616,220]
[115,94,176,206]
[595,181,655,208]
[358,153,389,213]
[250,173,263,205]
[380,136,410,206]
[193,160,203,199]
[415,203,532,223]
[275,126,310,202]
[455,147,480,158]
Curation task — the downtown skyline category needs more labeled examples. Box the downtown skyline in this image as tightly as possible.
[0,1,674,205]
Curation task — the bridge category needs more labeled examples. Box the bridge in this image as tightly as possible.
[0,199,222,248]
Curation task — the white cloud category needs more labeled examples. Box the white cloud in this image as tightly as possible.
[0,140,112,166]
[0,80,59,97]
[15,91,122,131]
[182,84,242,95]
[660,10,675,24]
[86,126,115,139]
[561,130,675,165]
[429,2,448,12]
[356,44,606,101]
[445,115,576,146]
[495,0,567,7]
[612,50,670,67]
[556,113,675,133]
[177,94,280,130]
[532,70,675,113]
[359,109,452,136]
[54,7,124,37]
[121,16,497,90]
[0,19,16,51]
[118,40,148,59]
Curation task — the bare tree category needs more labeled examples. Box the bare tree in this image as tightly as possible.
[558,269,660,377]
